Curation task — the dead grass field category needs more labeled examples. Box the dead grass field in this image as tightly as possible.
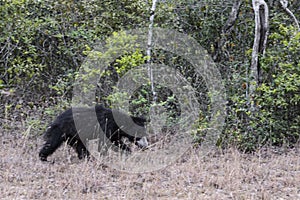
[1,120,300,200]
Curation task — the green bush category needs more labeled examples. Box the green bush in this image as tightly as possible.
[223,25,300,151]
[256,25,300,146]
[0,0,148,101]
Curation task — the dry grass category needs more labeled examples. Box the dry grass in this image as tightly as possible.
[1,120,300,200]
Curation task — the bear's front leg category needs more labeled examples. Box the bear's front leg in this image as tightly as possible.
[39,126,65,161]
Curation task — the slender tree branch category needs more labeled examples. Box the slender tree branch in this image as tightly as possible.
[280,0,300,32]
[213,0,242,61]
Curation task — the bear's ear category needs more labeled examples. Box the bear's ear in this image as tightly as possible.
[131,116,148,125]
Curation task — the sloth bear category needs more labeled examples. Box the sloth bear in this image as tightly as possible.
[39,105,148,161]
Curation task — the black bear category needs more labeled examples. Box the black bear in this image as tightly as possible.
[39,105,148,161]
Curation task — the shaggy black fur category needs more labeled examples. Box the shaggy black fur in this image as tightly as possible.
[39,105,147,161]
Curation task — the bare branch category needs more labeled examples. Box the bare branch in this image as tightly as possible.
[223,0,243,33]
[213,0,242,61]
[280,0,300,32]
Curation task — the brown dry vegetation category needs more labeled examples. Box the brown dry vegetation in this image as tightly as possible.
[1,119,300,200]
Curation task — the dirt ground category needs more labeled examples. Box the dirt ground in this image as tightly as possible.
[1,120,300,200]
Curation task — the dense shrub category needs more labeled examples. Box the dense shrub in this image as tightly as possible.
[1,0,299,152]
[223,25,300,151]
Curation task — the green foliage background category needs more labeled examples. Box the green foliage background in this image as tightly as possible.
[0,0,299,150]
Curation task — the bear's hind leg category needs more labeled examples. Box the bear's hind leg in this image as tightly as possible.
[74,140,90,160]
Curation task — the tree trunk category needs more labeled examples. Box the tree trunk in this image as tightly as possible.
[249,0,269,111]
[147,0,158,102]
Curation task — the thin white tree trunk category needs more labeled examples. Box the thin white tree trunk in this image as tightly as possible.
[147,0,158,102]
[249,0,269,110]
